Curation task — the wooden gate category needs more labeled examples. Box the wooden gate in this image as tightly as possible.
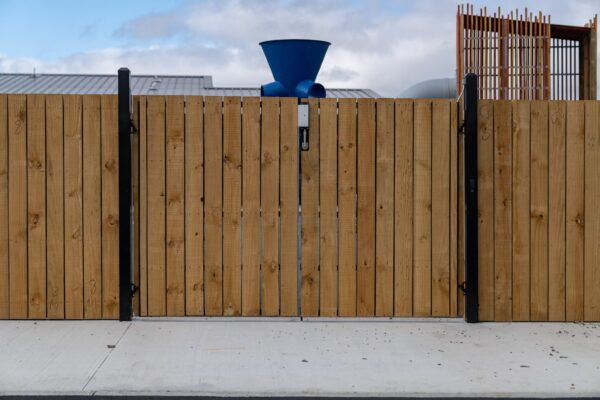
[0,94,120,320]
[135,96,460,317]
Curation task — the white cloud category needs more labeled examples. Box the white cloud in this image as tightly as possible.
[1,0,598,96]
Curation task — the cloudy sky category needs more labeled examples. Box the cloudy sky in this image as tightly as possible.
[0,0,597,96]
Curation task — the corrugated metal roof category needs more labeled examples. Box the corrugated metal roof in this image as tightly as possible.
[0,73,380,98]
[0,73,213,95]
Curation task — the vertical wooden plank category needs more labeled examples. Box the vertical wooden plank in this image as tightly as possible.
[319,98,338,316]
[147,96,166,316]
[46,95,64,319]
[0,95,7,318]
[223,96,242,316]
[261,97,280,316]
[431,100,450,317]
[566,101,584,321]
[83,95,102,319]
[413,100,431,317]
[165,96,185,316]
[280,97,298,316]
[548,101,566,321]
[584,101,600,321]
[101,95,119,319]
[512,101,531,321]
[242,97,261,316]
[301,98,319,317]
[530,101,549,321]
[185,96,203,316]
[338,98,357,317]
[357,98,376,317]
[394,99,413,317]
[64,95,83,319]
[8,95,28,318]
[204,96,223,316]
[493,101,512,321]
[131,97,140,316]
[139,96,148,316]
[477,100,494,321]
[27,95,46,319]
[449,101,458,316]
[375,98,394,317]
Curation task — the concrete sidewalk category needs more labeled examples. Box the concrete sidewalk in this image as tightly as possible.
[1,318,599,397]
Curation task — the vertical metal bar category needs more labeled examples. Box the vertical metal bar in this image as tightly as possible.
[463,73,479,323]
[118,67,133,321]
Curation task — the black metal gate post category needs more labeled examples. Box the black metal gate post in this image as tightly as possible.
[463,73,479,323]
[118,68,133,321]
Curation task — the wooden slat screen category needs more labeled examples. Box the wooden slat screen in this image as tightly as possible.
[0,94,119,320]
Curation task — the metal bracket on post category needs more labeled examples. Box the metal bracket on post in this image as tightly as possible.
[118,68,133,321]
[463,73,479,323]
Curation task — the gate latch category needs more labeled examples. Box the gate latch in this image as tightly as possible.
[299,104,309,151]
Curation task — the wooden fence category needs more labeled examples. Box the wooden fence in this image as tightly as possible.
[0,94,120,320]
[477,100,600,321]
[135,97,461,317]
[2,93,599,322]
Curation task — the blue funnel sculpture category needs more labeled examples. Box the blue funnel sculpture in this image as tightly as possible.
[260,39,330,98]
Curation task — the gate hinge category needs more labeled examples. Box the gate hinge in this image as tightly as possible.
[458,281,467,295]
[458,121,465,135]
[130,283,139,297]
[130,119,138,134]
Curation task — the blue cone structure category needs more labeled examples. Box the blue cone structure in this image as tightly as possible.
[260,39,330,98]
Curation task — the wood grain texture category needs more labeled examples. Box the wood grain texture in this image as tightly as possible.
[241,97,261,316]
[301,99,319,316]
[584,100,600,321]
[279,97,298,316]
[165,96,185,316]
[319,98,338,316]
[357,98,376,316]
[184,96,203,316]
[394,99,413,317]
[431,100,450,317]
[530,101,549,321]
[204,96,223,316]
[27,94,46,319]
[132,97,140,316]
[82,95,102,319]
[138,96,148,316]
[477,100,494,321]
[223,96,242,316]
[493,101,512,321]
[449,101,458,316]
[146,96,166,316]
[338,98,357,317]
[375,98,394,317]
[512,101,530,321]
[0,95,7,318]
[8,95,28,318]
[566,101,584,321]
[413,100,432,317]
[101,95,119,319]
[46,95,65,319]
[548,101,566,321]
[64,95,83,319]
[261,97,280,316]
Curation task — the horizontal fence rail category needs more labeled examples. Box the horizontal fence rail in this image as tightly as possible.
[135,96,461,318]
[0,94,120,320]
